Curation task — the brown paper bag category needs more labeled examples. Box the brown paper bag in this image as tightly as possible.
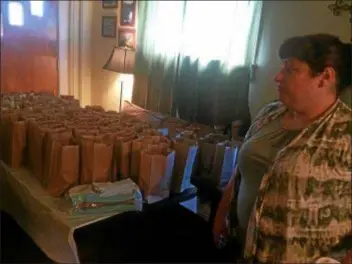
[162,123,182,139]
[130,138,148,184]
[197,134,228,178]
[12,123,27,161]
[79,134,114,184]
[186,123,215,138]
[0,114,27,168]
[93,140,114,183]
[28,124,52,181]
[133,122,151,133]
[98,129,122,182]
[114,133,136,181]
[138,145,175,202]
[139,129,161,137]
[197,141,216,178]
[130,136,170,184]
[170,138,198,193]
[26,120,37,171]
[45,143,79,197]
[42,129,71,187]
[159,116,189,138]
[211,140,241,188]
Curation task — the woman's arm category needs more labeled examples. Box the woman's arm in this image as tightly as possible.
[315,234,352,264]
[212,166,240,245]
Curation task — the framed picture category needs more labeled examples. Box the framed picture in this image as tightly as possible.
[102,0,118,8]
[117,28,136,49]
[102,16,117,38]
[119,0,136,27]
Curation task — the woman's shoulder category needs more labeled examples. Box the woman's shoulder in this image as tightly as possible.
[335,99,352,122]
[255,100,284,120]
[244,101,284,140]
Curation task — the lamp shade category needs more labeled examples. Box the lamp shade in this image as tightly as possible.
[103,47,136,74]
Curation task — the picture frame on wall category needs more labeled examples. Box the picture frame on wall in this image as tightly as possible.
[117,28,136,49]
[119,0,136,27]
[102,16,117,38]
[102,0,118,8]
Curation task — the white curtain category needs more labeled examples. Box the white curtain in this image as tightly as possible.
[138,0,263,72]
[58,1,92,106]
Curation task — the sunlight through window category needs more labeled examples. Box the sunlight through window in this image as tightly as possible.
[8,1,24,26]
[30,1,44,17]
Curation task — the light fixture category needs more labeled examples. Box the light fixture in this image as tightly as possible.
[103,47,136,112]
[328,0,352,107]
[328,0,352,42]
[328,0,352,16]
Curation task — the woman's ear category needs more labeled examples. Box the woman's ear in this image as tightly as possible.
[319,67,336,89]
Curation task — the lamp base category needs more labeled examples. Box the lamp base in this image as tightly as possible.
[119,80,124,112]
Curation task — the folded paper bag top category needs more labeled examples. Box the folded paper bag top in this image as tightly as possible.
[136,135,171,148]
[139,129,162,137]
[176,130,198,140]
[201,133,228,144]
[78,133,114,184]
[145,144,172,156]
[173,137,198,146]
[99,126,121,134]
[216,140,242,148]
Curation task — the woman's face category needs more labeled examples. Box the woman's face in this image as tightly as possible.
[274,58,322,111]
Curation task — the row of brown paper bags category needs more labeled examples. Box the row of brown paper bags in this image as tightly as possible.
[2,93,80,111]
[0,109,240,197]
[0,115,198,200]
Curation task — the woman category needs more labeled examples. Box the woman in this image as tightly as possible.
[214,34,351,263]
[95,33,350,263]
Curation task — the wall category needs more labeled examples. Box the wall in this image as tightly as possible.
[90,1,119,111]
[58,1,92,107]
[249,0,351,119]
[90,1,134,111]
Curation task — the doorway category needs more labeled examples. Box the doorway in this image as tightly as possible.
[1,0,58,95]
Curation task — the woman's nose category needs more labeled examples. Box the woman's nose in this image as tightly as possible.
[274,71,284,83]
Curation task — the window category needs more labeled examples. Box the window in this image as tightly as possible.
[182,1,259,67]
[8,1,24,26]
[142,1,263,70]
[30,1,44,17]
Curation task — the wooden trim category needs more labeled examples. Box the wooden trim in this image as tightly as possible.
[54,0,59,96]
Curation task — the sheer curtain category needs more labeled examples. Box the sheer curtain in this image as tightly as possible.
[134,0,263,125]
[181,1,261,70]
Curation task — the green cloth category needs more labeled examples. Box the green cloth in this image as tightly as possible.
[235,117,301,244]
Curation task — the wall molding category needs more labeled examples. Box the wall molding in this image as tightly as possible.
[58,1,92,106]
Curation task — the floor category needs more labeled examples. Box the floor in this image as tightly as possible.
[0,211,53,263]
[0,203,215,263]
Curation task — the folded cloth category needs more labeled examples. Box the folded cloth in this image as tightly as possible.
[67,179,143,215]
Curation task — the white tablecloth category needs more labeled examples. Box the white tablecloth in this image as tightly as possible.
[0,161,141,263]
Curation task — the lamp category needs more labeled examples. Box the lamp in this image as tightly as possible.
[103,47,136,112]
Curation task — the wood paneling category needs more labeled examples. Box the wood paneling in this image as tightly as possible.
[1,1,58,95]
